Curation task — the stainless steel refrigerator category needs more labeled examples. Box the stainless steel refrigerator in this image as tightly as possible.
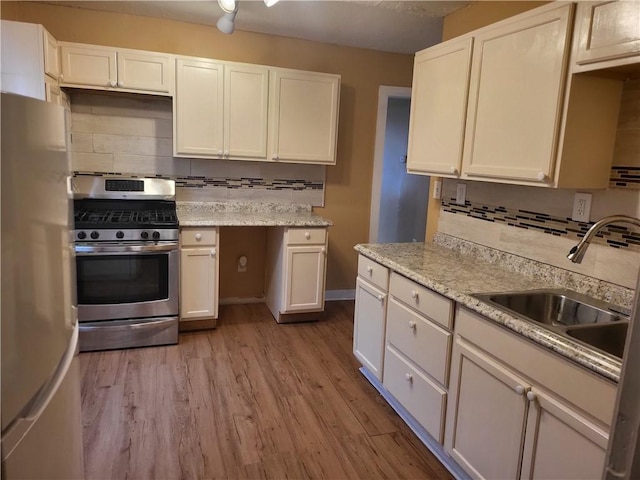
[605,270,640,479]
[1,93,84,479]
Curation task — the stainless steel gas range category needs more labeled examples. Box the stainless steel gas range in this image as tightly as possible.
[72,176,179,352]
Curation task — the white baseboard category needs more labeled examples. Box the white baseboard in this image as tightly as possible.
[325,289,355,301]
[219,296,265,305]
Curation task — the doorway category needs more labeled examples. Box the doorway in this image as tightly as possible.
[369,86,430,243]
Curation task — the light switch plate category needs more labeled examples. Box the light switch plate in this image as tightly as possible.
[456,183,466,206]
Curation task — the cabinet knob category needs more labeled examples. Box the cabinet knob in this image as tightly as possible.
[217,150,223,156]
[405,373,413,383]
[366,266,373,274]
[536,171,546,181]
[59,73,64,82]
[117,81,123,87]
[305,232,311,240]
[526,391,537,402]
[377,294,384,303]
[195,233,202,241]
[408,320,417,330]
[514,385,525,396]
[109,80,117,87]
[210,248,216,256]
[449,166,458,175]
[224,150,230,157]
[320,247,326,254]
[410,290,418,300]
[272,154,279,160]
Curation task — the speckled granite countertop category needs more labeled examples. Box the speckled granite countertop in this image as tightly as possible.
[355,242,622,383]
[177,201,333,227]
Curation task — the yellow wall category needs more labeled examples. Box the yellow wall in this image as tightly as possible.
[0,1,415,292]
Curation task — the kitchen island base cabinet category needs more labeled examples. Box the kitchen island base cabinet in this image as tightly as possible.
[180,228,219,324]
[446,307,615,480]
[265,227,328,323]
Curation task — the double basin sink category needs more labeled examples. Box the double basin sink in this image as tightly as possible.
[473,289,630,359]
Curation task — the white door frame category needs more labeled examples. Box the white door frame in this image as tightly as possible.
[369,85,412,243]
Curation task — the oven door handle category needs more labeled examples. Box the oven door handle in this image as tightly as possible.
[74,243,178,254]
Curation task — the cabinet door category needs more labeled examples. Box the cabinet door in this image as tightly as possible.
[43,28,60,80]
[574,1,640,67]
[174,58,224,157]
[446,338,529,480]
[224,63,269,159]
[269,69,340,164]
[117,51,172,93]
[45,76,63,105]
[520,387,609,480]
[180,247,218,320]
[407,37,473,177]
[461,4,573,184]
[60,44,116,88]
[353,277,387,381]
[283,244,326,312]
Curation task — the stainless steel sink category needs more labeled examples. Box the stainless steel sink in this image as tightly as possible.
[473,289,629,359]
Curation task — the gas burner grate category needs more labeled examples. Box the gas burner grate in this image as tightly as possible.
[74,209,178,225]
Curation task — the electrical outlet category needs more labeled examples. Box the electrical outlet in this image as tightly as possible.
[572,193,592,222]
[237,255,248,273]
[432,180,442,199]
[456,183,466,206]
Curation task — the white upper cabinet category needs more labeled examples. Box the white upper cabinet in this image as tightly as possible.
[269,68,340,164]
[224,63,269,159]
[174,57,224,157]
[60,43,173,95]
[407,37,473,177]
[461,3,573,184]
[43,29,60,81]
[174,58,268,160]
[574,0,640,71]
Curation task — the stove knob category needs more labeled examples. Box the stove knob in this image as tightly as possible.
[152,231,161,240]
[141,231,149,240]
[77,231,87,240]
[90,231,99,240]
[116,231,124,239]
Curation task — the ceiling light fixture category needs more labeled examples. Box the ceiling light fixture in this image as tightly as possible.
[217,0,236,14]
[263,0,280,6]
[216,7,238,34]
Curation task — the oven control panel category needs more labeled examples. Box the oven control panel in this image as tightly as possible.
[74,229,179,242]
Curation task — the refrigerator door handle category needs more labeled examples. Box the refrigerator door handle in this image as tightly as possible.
[0,325,78,461]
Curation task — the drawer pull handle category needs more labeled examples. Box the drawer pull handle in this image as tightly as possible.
[210,248,216,257]
[526,391,537,402]
[405,373,413,383]
[409,320,417,330]
[305,232,311,240]
[195,233,202,241]
[410,290,418,299]
[367,266,373,274]
[515,385,525,396]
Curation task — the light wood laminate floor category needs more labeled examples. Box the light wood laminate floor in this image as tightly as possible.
[80,301,453,479]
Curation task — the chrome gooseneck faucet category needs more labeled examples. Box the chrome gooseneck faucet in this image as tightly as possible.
[567,215,640,264]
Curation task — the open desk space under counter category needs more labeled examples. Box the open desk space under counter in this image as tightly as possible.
[177,202,333,329]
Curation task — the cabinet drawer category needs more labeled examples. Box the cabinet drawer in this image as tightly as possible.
[390,273,453,329]
[387,298,451,387]
[383,345,447,444]
[287,228,327,245]
[181,228,217,246]
[357,254,389,291]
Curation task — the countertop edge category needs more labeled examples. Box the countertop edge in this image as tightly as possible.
[354,244,621,383]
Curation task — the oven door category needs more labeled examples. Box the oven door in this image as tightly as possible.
[74,242,178,322]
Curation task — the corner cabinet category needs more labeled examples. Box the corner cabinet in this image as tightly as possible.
[59,43,173,95]
[266,227,328,323]
[180,228,219,322]
[353,255,390,381]
[173,57,269,160]
[407,37,473,177]
[446,307,615,480]
[269,69,340,164]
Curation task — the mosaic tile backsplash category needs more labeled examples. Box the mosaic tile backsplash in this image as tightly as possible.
[610,166,640,189]
[441,198,640,252]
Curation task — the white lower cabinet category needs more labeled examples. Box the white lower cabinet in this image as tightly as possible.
[266,227,328,322]
[180,228,219,321]
[446,307,614,480]
[353,255,390,381]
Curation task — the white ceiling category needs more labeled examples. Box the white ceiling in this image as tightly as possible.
[43,1,470,54]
